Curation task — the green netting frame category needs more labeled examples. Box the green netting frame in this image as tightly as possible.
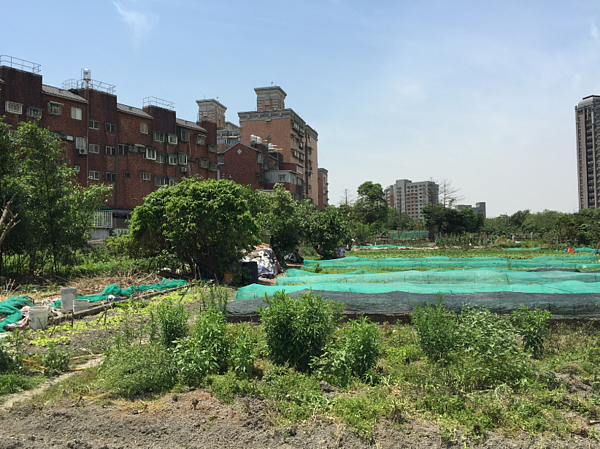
[51,278,188,309]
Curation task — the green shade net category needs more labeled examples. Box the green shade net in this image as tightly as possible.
[505,247,542,251]
[51,278,188,309]
[0,296,34,333]
[574,247,598,253]
[278,268,600,287]
[301,256,599,272]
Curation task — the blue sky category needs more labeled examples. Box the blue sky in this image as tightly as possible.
[4,0,600,217]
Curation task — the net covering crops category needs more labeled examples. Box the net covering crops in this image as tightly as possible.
[231,254,600,317]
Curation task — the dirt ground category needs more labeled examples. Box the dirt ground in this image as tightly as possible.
[1,386,600,449]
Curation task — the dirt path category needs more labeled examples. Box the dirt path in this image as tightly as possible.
[0,356,104,411]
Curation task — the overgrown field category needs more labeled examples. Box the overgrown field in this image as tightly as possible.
[2,286,600,444]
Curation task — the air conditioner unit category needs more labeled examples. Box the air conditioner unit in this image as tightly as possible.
[79,148,88,155]
[66,136,74,141]
[181,167,187,173]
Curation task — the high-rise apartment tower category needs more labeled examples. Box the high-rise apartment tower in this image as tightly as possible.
[575,95,600,210]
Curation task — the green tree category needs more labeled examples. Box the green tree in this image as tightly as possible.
[256,184,306,259]
[1,121,110,274]
[302,206,350,258]
[353,182,387,226]
[129,177,260,279]
[385,207,415,231]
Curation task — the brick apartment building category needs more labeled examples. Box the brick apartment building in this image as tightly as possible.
[202,87,329,209]
[237,86,321,206]
[0,55,218,235]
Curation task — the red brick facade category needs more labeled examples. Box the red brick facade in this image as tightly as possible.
[0,62,218,226]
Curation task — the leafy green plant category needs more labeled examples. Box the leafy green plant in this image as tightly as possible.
[41,343,70,377]
[451,307,529,390]
[260,290,343,372]
[102,342,176,396]
[332,386,402,440]
[170,308,231,386]
[314,316,381,386]
[259,365,329,422]
[230,323,256,379]
[511,306,551,358]
[0,341,16,374]
[154,299,190,347]
[411,296,458,364]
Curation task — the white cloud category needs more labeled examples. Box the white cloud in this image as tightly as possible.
[113,2,159,47]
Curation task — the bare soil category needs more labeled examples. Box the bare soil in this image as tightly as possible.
[1,385,600,449]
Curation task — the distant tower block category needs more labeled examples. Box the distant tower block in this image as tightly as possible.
[196,99,227,129]
[255,86,286,111]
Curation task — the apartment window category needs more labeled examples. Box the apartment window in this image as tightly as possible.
[167,133,178,145]
[178,153,187,165]
[154,131,164,142]
[105,172,117,182]
[168,178,177,186]
[156,154,165,164]
[71,107,82,120]
[118,144,128,156]
[5,101,22,115]
[195,134,206,145]
[105,122,116,133]
[73,166,80,173]
[257,154,264,164]
[168,154,178,165]
[47,102,62,115]
[155,177,167,187]
[145,148,157,160]
[89,170,100,181]
[75,137,87,150]
[88,120,99,130]
[27,107,42,119]
[89,144,100,154]
[180,129,190,142]
[209,163,218,172]
[105,146,116,156]
[200,158,210,169]
[140,172,151,181]
[140,122,148,134]
[124,171,131,179]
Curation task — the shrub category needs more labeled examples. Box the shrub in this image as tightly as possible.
[411,297,458,364]
[511,306,551,358]
[230,323,255,379]
[314,316,381,386]
[153,299,190,348]
[41,343,70,377]
[260,290,343,372]
[451,307,529,390]
[102,343,176,396]
[170,308,231,386]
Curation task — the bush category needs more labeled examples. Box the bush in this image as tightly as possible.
[153,299,190,348]
[102,343,176,397]
[451,308,529,390]
[0,343,16,374]
[230,323,256,379]
[511,306,551,358]
[260,290,343,372]
[411,297,458,364]
[314,316,381,386]
[170,308,231,386]
[41,343,70,377]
